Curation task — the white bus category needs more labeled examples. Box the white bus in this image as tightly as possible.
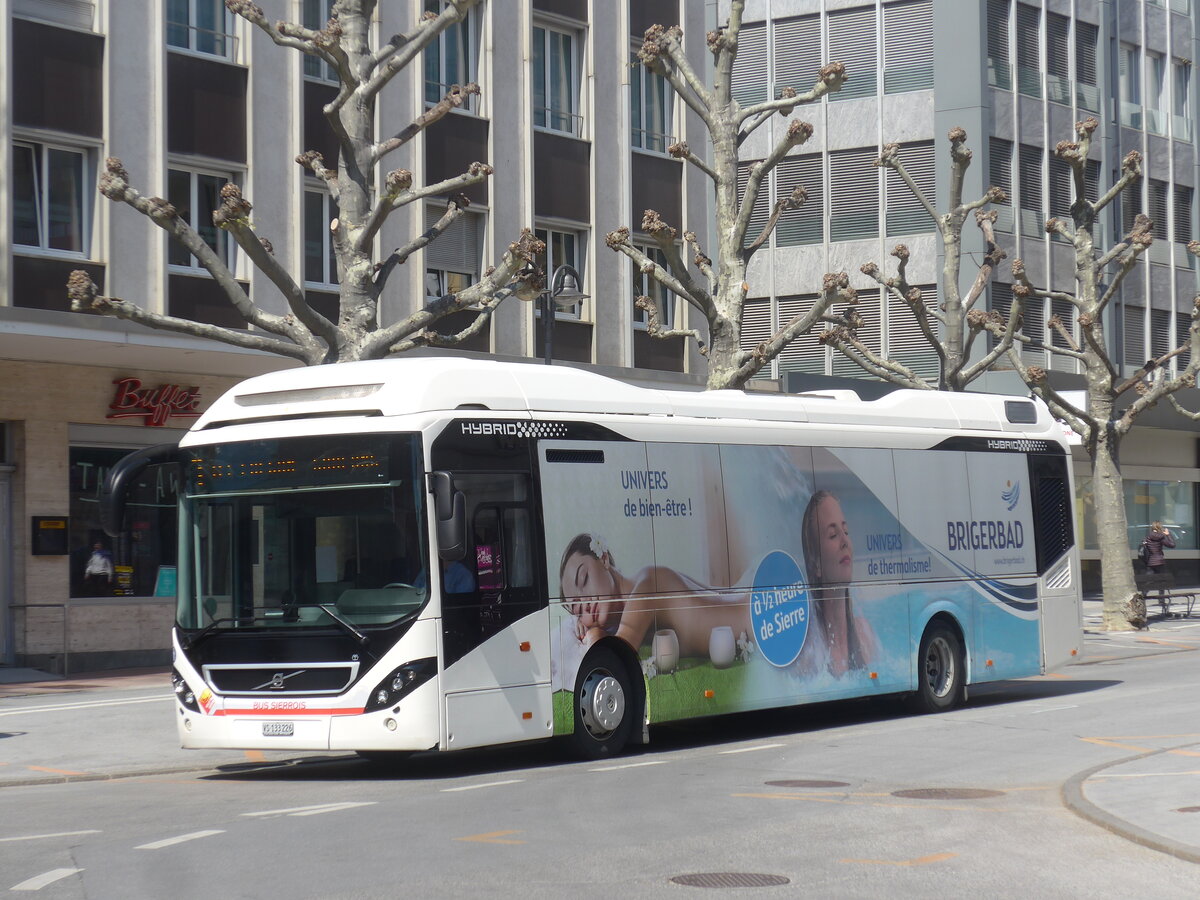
[105,358,1081,759]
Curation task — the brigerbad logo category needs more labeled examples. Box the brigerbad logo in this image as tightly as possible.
[750,551,810,668]
[1002,480,1020,511]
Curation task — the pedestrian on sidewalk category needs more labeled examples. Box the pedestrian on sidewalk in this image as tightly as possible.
[1142,522,1175,614]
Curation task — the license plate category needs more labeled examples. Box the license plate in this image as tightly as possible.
[262,721,294,737]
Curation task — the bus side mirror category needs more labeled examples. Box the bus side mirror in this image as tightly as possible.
[431,471,466,561]
[101,443,181,538]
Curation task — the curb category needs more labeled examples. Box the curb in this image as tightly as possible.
[1061,748,1200,865]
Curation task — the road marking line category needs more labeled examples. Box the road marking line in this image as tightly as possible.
[242,801,377,817]
[441,779,524,792]
[1135,638,1195,649]
[243,750,267,762]
[11,868,83,891]
[1168,749,1200,757]
[455,830,526,845]
[0,696,170,717]
[841,852,956,867]
[1090,770,1200,778]
[0,831,101,843]
[1031,705,1078,713]
[136,830,225,850]
[24,766,88,776]
[719,743,785,754]
[590,760,668,772]
[1079,737,1153,753]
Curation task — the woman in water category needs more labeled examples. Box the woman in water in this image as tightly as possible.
[558,533,751,658]
[797,490,878,677]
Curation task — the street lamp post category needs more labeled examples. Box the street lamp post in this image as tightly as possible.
[541,264,589,365]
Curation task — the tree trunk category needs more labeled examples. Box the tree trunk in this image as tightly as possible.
[1089,423,1144,630]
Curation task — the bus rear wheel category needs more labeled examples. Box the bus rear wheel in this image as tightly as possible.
[909,623,964,714]
[569,645,634,760]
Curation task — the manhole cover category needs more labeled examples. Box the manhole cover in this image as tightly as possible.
[1175,806,1200,813]
[671,873,790,888]
[892,788,1004,800]
[764,779,849,789]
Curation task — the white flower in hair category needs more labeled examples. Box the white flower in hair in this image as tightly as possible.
[589,534,609,560]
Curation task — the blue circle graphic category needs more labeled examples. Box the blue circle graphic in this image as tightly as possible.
[751,551,810,668]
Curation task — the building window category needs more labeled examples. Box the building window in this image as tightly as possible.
[303,0,337,83]
[1173,59,1192,141]
[730,20,768,106]
[829,148,879,241]
[884,141,935,236]
[1015,3,1041,97]
[886,284,940,381]
[70,446,178,599]
[828,6,877,100]
[1147,52,1168,135]
[303,189,339,286]
[166,0,234,58]
[1174,185,1194,244]
[167,167,236,270]
[1123,304,1146,370]
[425,0,478,110]
[533,24,581,136]
[1149,179,1170,245]
[772,15,820,100]
[1048,156,1072,221]
[989,137,1014,232]
[424,205,482,301]
[987,0,1012,90]
[1177,311,1192,370]
[631,53,673,153]
[633,244,674,330]
[1075,21,1100,111]
[883,1,932,93]
[775,154,823,246]
[1018,144,1043,237]
[534,226,585,319]
[12,141,91,255]
[737,161,771,249]
[1119,44,1142,128]
[1045,12,1070,105]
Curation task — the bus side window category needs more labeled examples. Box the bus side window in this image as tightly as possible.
[502,507,533,588]
[474,507,504,590]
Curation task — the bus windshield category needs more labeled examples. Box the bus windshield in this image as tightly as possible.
[178,434,427,632]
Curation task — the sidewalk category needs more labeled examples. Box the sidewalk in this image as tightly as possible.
[1,602,1198,863]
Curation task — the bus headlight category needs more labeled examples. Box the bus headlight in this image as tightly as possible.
[172,668,201,713]
[365,658,436,712]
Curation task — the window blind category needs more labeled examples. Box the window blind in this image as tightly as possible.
[828,6,876,100]
[772,15,821,99]
[775,154,823,246]
[885,141,935,236]
[731,22,768,106]
[829,148,879,241]
[883,1,932,93]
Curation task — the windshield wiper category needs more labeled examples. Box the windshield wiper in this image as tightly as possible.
[180,617,237,651]
[317,604,369,646]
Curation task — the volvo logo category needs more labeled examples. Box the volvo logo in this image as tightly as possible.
[253,670,306,691]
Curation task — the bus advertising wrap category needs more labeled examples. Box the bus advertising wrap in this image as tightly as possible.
[541,441,1041,731]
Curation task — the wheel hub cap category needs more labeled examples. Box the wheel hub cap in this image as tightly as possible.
[581,671,625,736]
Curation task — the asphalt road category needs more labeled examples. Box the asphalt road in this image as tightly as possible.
[1,611,1198,898]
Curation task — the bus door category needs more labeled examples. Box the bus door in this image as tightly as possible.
[1029,454,1081,670]
[435,471,552,749]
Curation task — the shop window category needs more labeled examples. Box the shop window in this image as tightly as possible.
[69,447,179,598]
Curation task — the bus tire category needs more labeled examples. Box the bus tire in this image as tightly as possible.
[569,645,634,760]
[908,622,964,714]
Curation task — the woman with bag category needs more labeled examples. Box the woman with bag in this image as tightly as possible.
[1143,522,1175,614]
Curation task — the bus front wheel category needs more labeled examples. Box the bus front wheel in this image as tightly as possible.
[909,623,964,714]
[569,645,634,759]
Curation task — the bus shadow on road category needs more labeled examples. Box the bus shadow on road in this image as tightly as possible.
[201,677,1120,784]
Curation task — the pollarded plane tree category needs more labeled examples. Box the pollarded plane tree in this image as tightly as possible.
[607,0,853,390]
[821,128,1015,391]
[68,0,542,366]
[983,118,1200,631]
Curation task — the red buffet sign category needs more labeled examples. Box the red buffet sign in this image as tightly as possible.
[107,377,203,427]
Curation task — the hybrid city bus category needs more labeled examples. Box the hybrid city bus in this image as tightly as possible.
[104,358,1082,759]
